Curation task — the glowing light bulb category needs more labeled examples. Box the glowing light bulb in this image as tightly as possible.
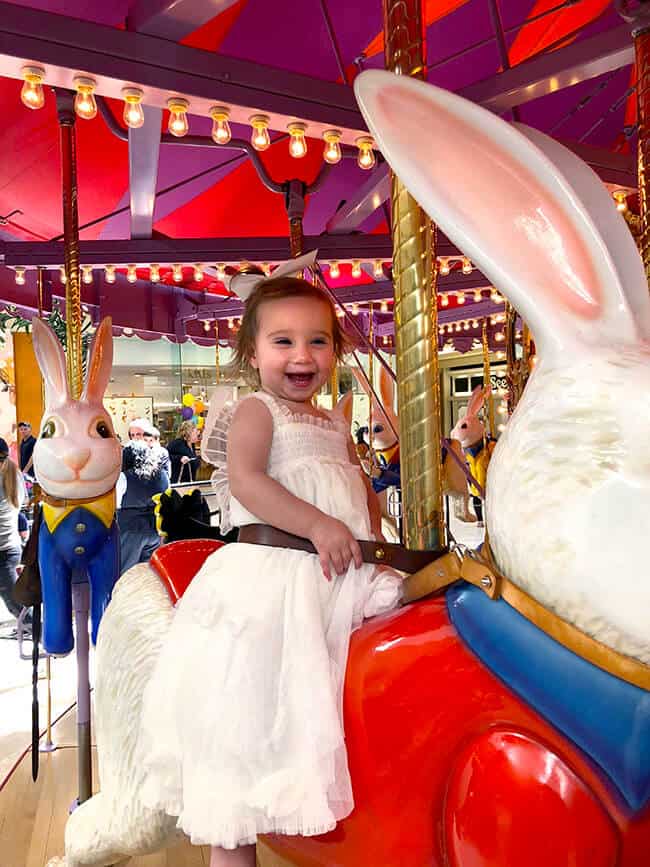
[440,294,449,307]
[457,291,465,305]
[20,66,45,110]
[383,335,389,346]
[462,257,472,275]
[249,114,271,151]
[463,321,470,331]
[336,306,345,318]
[490,290,499,303]
[227,317,234,329]
[172,263,183,283]
[439,258,450,276]
[613,189,628,212]
[127,264,137,283]
[373,260,384,279]
[203,319,211,332]
[351,260,362,279]
[209,105,231,145]
[454,323,461,333]
[474,289,482,302]
[59,266,67,285]
[150,264,160,283]
[216,263,226,281]
[495,331,505,342]
[73,77,97,120]
[260,262,271,276]
[193,263,203,282]
[322,129,342,165]
[472,319,478,328]
[104,265,116,284]
[14,267,25,285]
[81,265,93,285]
[329,261,340,279]
[380,299,388,313]
[123,327,134,336]
[121,87,144,129]
[167,98,189,137]
[287,122,308,158]
[355,136,375,170]
[351,303,359,315]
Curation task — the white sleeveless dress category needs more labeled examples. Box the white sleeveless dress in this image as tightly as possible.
[139,391,402,848]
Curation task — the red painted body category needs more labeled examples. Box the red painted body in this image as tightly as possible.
[153,543,650,867]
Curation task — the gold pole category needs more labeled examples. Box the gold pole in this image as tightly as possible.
[368,302,374,451]
[330,364,338,409]
[57,94,83,399]
[382,0,444,551]
[482,319,495,438]
[635,26,650,286]
[36,268,44,319]
[215,325,221,384]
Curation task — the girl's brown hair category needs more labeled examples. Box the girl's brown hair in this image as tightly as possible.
[233,275,348,385]
[0,457,20,509]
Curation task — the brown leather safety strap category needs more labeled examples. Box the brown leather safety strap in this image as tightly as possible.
[237,523,443,574]
[404,544,650,692]
[40,489,115,507]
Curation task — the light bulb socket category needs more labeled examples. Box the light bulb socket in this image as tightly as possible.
[167,97,189,112]
[122,87,144,104]
[249,113,270,128]
[209,105,230,121]
[323,128,342,143]
[21,65,45,83]
[73,76,96,93]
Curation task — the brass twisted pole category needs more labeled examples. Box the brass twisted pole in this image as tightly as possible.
[382,0,444,550]
[56,91,84,399]
[635,26,650,286]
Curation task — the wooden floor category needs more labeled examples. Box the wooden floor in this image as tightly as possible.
[0,705,293,867]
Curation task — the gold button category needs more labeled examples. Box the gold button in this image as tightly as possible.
[75,523,86,534]
[375,547,385,561]
[74,546,85,555]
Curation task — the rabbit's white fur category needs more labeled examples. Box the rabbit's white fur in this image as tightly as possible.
[355,70,650,663]
[32,317,121,499]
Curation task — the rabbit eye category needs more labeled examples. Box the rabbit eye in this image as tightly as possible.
[461,423,468,429]
[41,419,56,439]
[95,420,111,439]
[373,424,384,434]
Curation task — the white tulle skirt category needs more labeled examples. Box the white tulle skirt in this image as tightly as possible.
[138,541,402,848]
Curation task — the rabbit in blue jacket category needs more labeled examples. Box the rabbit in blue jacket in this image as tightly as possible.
[31,317,121,655]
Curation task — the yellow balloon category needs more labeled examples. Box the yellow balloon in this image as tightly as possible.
[182,393,195,407]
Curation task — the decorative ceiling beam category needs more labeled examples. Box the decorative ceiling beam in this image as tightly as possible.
[0,1,365,140]
[127,0,241,40]
[460,24,634,112]
[326,163,390,233]
[0,233,474,267]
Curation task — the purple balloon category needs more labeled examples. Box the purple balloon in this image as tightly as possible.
[181,406,193,420]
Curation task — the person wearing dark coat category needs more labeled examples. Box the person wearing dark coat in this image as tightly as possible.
[167,421,199,483]
[117,441,169,575]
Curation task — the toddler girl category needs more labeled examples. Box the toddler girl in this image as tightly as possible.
[139,265,403,866]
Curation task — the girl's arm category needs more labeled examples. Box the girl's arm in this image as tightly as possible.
[346,440,384,541]
[228,398,362,581]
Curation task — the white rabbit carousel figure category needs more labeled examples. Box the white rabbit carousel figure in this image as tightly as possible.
[47,75,650,867]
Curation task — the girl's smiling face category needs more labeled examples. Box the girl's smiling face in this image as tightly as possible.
[251,295,335,404]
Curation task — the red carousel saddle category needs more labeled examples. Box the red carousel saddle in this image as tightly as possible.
[151,539,224,603]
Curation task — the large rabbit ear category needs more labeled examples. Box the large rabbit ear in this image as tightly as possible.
[513,123,650,342]
[466,384,489,417]
[31,317,69,409]
[83,317,113,403]
[355,71,640,361]
[378,365,396,414]
[351,366,371,397]
[334,390,354,425]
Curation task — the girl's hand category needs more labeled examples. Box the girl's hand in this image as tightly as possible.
[309,515,363,581]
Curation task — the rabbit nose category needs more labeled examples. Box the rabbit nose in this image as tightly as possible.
[64,448,90,471]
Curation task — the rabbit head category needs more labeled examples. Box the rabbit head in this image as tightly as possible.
[451,385,489,449]
[32,317,121,500]
[352,366,399,452]
[355,71,650,663]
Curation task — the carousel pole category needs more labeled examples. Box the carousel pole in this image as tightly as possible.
[382,0,444,551]
[56,88,92,806]
[482,319,495,438]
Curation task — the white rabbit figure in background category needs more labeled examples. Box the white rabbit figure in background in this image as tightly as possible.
[450,385,494,526]
[355,70,650,663]
[32,317,121,655]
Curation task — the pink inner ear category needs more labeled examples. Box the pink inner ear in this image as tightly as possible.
[376,85,603,320]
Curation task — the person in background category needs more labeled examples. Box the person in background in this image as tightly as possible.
[0,437,28,629]
[117,440,169,575]
[18,421,37,477]
[167,420,199,483]
[145,425,171,479]
[18,511,29,546]
[128,418,151,441]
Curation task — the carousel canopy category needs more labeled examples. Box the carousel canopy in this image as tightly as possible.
[0,0,638,346]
